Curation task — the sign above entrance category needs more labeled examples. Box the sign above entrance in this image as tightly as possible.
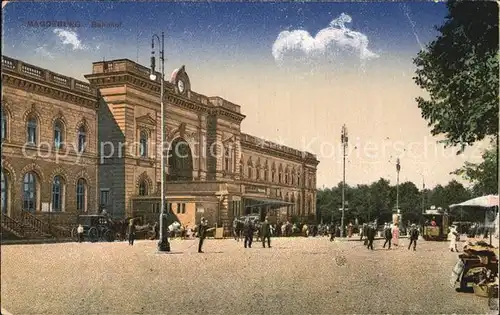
[245,185,266,194]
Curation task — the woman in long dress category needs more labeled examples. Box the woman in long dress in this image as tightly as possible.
[392,223,399,246]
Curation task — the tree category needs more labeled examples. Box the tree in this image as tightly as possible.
[413,0,499,152]
[452,142,499,196]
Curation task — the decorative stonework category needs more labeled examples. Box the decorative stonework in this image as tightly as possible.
[136,113,156,127]
[2,73,97,110]
[22,104,41,122]
[20,163,45,181]
[76,117,90,135]
[1,159,17,183]
[73,169,91,186]
[51,110,67,127]
[48,167,69,183]
[136,171,153,194]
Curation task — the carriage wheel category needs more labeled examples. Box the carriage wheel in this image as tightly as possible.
[71,227,78,241]
[88,227,99,242]
[103,229,115,242]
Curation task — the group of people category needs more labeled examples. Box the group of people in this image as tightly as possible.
[359,222,420,251]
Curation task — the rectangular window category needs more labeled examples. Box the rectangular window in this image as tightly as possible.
[224,148,230,172]
[100,189,110,206]
[168,203,172,213]
[181,203,186,214]
[176,203,181,214]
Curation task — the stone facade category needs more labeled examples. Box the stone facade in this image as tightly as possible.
[1,56,99,226]
[84,59,319,229]
[1,56,319,231]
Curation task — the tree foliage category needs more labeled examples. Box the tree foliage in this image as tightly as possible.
[316,178,473,225]
[452,141,499,196]
[413,0,499,152]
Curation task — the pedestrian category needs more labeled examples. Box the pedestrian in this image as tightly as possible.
[367,224,375,250]
[261,217,272,248]
[392,223,400,246]
[198,217,208,253]
[382,223,392,249]
[329,223,335,242]
[243,218,254,248]
[128,219,136,245]
[77,224,84,243]
[449,225,459,252]
[348,222,353,238]
[408,223,419,251]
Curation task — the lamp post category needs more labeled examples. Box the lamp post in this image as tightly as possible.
[396,158,400,213]
[150,32,170,252]
[340,124,348,238]
[421,173,425,214]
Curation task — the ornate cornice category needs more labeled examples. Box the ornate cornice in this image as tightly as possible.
[209,107,246,124]
[2,72,98,110]
[241,140,317,165]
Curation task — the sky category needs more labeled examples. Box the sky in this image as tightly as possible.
[1,0,491,190]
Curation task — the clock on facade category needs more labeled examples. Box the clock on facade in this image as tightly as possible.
[177,79,185,93]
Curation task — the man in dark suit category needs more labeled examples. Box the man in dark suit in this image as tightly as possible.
[366,224,376,250]
[408,223,419,251]
[383,223,392,249]
[198,217,208,253]
[261,218,272,248]
[243,218,254,248]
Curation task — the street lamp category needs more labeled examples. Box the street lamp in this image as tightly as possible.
[421,173,425,214]
[150,31,170,252]
[340,124,348,237]
[396,157,401,214]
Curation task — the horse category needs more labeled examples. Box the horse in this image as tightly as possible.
[168,221,183,238]
[108,216,142,241]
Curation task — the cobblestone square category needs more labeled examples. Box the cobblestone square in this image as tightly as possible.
[1,237,490,314]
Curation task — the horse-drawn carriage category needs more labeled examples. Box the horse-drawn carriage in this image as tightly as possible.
[71,215,116,242]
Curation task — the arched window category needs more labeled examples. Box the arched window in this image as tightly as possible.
[23,172,37,212]
[1,170,7,214]
[278,171,282,183]
[247,166,253,179]
[1,108,7,140]
[27,117,37,144]
[264,167,268,181]
[76,178,86,212]
[139,130,148,157]
[271,169,275,182]
[51,176,64,212]
[138,180,148,196]
[77,126,87,153]
[54,120,63,149]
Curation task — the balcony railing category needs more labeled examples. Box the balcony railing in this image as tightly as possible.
[2,55,97,97]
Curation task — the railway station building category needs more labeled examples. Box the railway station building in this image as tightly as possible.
[1,55,319,236]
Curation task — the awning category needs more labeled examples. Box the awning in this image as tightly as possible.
[243,197,295,209]
[449,195,499,209]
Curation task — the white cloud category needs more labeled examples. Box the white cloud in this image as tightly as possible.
[272,13,379,65]
[34,46,55,59]
[53,28,86,50]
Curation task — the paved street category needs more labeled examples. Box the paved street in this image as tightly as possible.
[1,237,490,314]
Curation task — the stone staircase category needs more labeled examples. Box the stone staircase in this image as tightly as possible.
[1,211,73,241]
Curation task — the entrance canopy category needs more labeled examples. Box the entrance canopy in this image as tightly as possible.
[449,195,499,209]
[243,197,295,210]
